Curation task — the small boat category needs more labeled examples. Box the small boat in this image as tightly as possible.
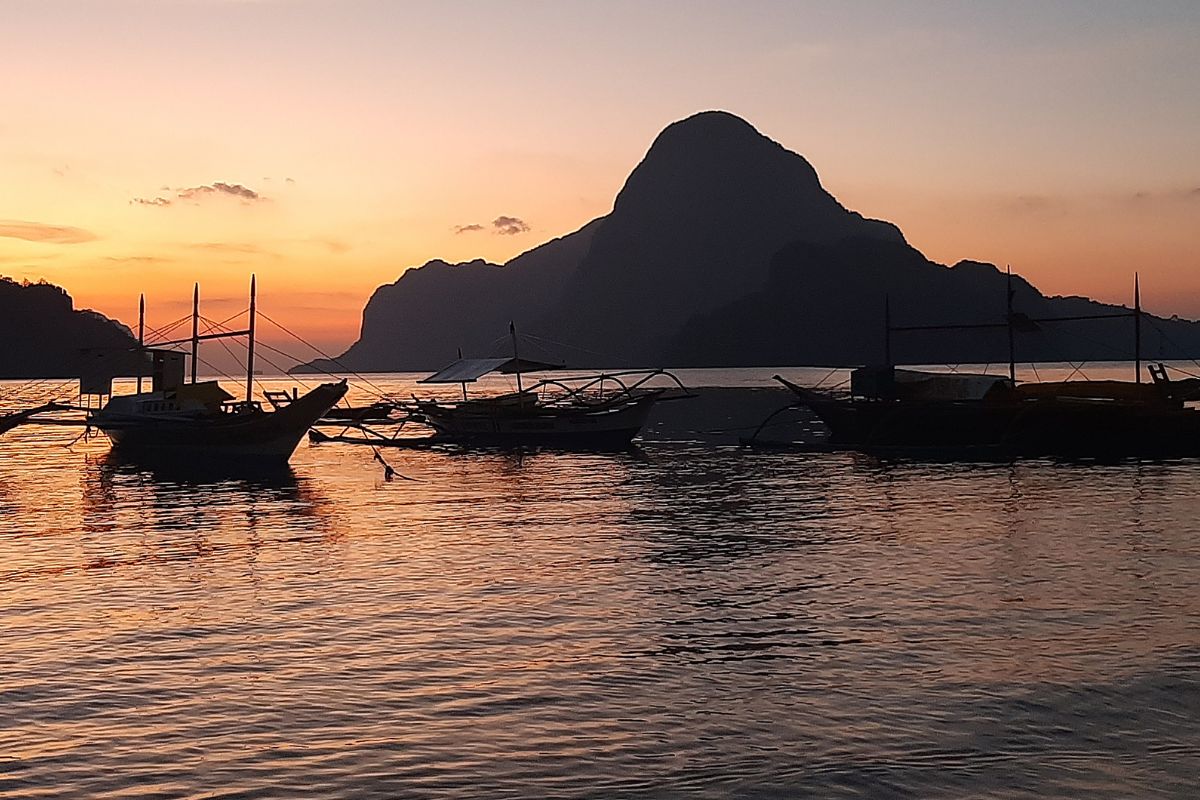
[2,278,347,465]
[409,375,666,449]
[314,324,693,450]
[93,378,347,463]
[776,366,1200,458]
[760,274,1200,458]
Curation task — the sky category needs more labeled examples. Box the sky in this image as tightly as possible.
[2,0,1198,366]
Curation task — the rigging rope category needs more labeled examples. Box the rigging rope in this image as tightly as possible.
[1145,318,1200,376]
[256,311,389,397]
[197,314,310,402]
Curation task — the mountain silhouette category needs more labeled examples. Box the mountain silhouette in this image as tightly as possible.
[540,111,903,363]
[297,110,1199,373]
[303,219,601,373]
[668,237,1200,365]
[0,278,137,378]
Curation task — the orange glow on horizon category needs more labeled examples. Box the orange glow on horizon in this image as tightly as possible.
[2,2,1197,358]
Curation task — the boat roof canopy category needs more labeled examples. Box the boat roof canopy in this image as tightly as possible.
[174,380,236,406]
[852,366,1012,401]
[419,357,566,384]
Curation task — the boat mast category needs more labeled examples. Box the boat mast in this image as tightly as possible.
[190,283,200,384]
[510,321,523,393]
[1006,266,1016,383]
[137,293,145,394]
[1134,272,1142,383]
[246,275,257,403]
[459,347,468,401]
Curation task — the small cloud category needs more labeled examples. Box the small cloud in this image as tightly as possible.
[492,215,530,235]
[131,180,267,207]
[1118,186,1200,207]
[179,181,262,201]
[186,242,271,257]
[315,238,349,254]
[285,177,295,184]
[104,255,173,266]
[454,223,485,234]
[997,194,1072,219]
[0,220,98,244]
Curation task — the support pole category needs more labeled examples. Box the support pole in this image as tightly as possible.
[190,283,200,383]
[1134,272,1142,383]
[459,347,467,401]
[246,275,257,403]
[1006,266,1016,383]
[137,294,145,394]
[510,321,523,393]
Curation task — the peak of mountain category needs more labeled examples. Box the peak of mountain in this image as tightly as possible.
[0,278,136,378]
[613,110,817,210]
[299,111,907,372]
[295,111,1198,374]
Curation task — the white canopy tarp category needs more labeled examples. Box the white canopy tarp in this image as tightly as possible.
[419,357,565,384]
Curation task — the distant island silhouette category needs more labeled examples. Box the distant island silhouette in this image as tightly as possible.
[294,110,1200,373]
[0,278,137,379]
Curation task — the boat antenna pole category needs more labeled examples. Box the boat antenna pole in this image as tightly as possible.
[1134,272,1142,383]
[246,274,257,403]
[510,321,523,393]
[1006,266,1016,383]
[458,347,467,401]
[137,293,145,394]
[191,282,200,384]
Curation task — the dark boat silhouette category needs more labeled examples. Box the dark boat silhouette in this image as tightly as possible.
[775,368,1200,458]
[93,378,346,464]
[2,278,347,465]
[764,273,1200,458]
[311,323,692,451]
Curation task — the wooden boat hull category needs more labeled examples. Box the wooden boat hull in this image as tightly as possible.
[94,381,348,464]
[414,394,658,450]
[780,376,1200,458]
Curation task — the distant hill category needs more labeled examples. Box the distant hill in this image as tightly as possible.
[668,237,1200,365]
[0,278,137,378]
[301,219,602,373]
[296,110,1199,373]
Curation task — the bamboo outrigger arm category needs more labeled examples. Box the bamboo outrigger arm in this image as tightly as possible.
[0,402,75,436]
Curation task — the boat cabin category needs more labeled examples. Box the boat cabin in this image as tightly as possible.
[850,366,1013,402]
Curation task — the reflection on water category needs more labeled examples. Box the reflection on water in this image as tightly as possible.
[1,373,1199,798]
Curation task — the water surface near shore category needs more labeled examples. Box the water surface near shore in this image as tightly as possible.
[1,367,1198,798]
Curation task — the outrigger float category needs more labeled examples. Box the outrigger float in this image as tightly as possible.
[0,278,347,465]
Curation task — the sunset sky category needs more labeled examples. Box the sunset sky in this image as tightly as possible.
[2,0,1198,363]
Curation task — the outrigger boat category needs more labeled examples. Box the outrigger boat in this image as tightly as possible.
[773,366,1200,457]
[310,324,693,450]
[1,278,347,465]
[755,273,1200,458]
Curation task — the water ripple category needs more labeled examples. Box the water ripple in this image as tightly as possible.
[2,375,1199,798]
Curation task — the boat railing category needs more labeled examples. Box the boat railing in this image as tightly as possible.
[527,368,694,406]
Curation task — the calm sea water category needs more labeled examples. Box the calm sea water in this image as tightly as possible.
[2,367,1198,798]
